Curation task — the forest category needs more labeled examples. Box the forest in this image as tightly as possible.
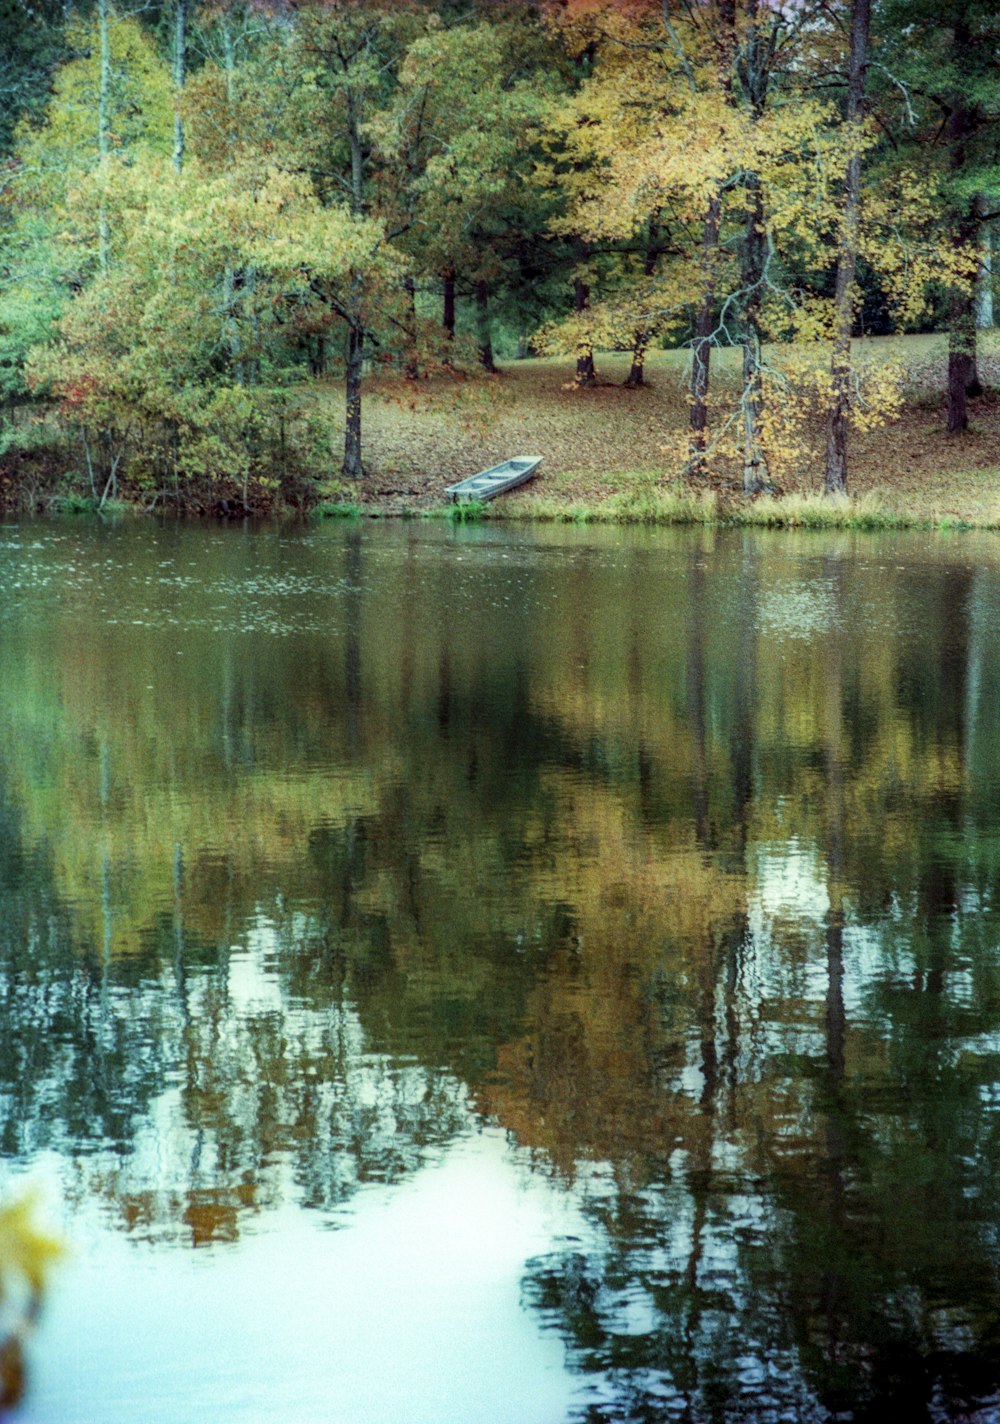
[0,0,998,516]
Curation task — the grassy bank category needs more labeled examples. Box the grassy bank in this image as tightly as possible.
[311,333,1000,529]
[7,333,1000,527]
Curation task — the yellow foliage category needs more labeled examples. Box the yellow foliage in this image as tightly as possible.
[0,1191,65,1304]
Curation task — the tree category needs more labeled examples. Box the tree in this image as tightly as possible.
[876,0,1000,432]
[537,0,880,490]
[0,0,67,160]
[371,12,554,376]
[0,7,172,464]
[285,2,429,478]
[824,0,872,496]
[25,149,389,506]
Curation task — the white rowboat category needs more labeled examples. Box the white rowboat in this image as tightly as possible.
[445,456,542,504]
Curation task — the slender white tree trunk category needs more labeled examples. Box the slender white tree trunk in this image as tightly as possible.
[173,0,188,175]
[98,0,111,272]
[824,0,871,495]
[976,194,994,330]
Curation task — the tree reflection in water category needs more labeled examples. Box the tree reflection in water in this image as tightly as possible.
[1,524,1000,1418]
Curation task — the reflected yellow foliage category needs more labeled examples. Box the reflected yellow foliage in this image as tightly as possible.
[0,522,993,1228]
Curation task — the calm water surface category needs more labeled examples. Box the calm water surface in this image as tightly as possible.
[2,519,1000,1422]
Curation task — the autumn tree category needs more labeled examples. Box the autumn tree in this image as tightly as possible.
[538,0,869,489]
[371,12,553,375]
[28,161,389,506]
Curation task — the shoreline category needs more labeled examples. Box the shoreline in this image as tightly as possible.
[6,342,1000,530]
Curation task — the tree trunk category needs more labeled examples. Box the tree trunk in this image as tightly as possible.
[573,240,596,386]
[968,193,992,396]
[949,296,975,430]
[740,174,767,493]
[737,4,773,495]
[625,337,646,389]
[947,17,975,433]
[689,195,721,471]
[172,0,188,175]
[475,279,497,372]
[976,194,994,331]
[404,275,419,379]
[823,0,870,496]
[220,20,244,383]
[342,320,364,480]
[97,0,111,272]
[442,268,456,354]
[342,88,366,477]
[625,213,661,388]
[686,1,735,474]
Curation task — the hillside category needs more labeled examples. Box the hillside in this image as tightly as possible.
[338,335,1000,524]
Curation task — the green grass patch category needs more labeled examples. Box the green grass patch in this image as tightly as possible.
[423,499,490,523]
[53,493,133,517]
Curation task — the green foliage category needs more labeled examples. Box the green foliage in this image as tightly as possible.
[0,416,66,458]
[0,215,69,405]
[0,0,67,157]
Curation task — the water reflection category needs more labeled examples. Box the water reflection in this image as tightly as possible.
[2,521,1000,1419]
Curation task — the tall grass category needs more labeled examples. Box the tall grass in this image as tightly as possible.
[502,479,718,525]
[730,492,912,530]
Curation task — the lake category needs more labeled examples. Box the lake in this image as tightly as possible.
[2,518,1000,1422]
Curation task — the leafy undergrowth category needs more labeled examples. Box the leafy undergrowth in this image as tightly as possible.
[338,333,1000,527]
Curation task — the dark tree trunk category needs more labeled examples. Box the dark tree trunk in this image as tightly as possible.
[342,321,364,480]
[949,293,976,431]
[689,195,722,471]
[625,213,661,388]
[625,339,646,389]
[947,19,975,434]
[309,333,326,378]
[475,280,497,372]
[442,268,456,354]
[574,277,595,385]
[574,238,596,385]
[824,0,870,496]
[740,174,767,493]
[404,275,419,380]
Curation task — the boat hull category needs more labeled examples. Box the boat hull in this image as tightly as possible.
[445,457,542,503]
